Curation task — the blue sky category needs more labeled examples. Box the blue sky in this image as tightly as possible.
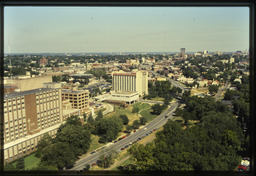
[4,7,249,53]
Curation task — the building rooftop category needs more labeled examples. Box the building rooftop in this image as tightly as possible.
[112,72,136,76]
[62,89,88,94]
[4,88,57,100]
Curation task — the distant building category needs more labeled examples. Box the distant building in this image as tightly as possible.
[39,57,48,66]
[180,48,186,54]
[230,57,235,64]
[4,75,52,92]
[112,70,148,96]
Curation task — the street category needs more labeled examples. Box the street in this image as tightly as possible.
[70,101,179,171]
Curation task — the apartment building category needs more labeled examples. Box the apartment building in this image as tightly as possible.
[112,70,148,96]
[3,88,63,164]
[61,89,89,112]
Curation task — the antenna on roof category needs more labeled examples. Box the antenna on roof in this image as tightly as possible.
[8,37,12,81]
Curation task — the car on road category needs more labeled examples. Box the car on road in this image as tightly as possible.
[122,136,126,139]
[114,140,118,143]
[124,145,129,148]
[118,138,122,141]
[133,130,137,133]
[145,133,149,136]
[165,115,169,118]
[149,131,153,134]
[132,141,137,144]
[121,148,125,150]
[101,146,106,150]
[91,163,96,167]
[153,129,156,131]
[137,137,141,141]
[144,127,147,130]
[90,151,96,154]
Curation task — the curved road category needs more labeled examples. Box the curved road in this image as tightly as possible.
[70,101,179,171]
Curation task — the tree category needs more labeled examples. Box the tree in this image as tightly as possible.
[132,120,140,129]
[16,157,25,170]
[87,114,95,125]
[94,116,123,143]
[55,124,91,156]
[151,104,163,115]
[52,75,62,82]
[12,66,26,76]
[95,110,103,121]
[40,142,76,170]
[132,106,139,113]
[97,151,117,168]
[125,125,133,133]
[4,163,16,171]
[208,85,219,94]
[83,164,90,171]
[83,113,87,122]
[119,114,129,125]
[36,133,53,157]
[140,117,147,125]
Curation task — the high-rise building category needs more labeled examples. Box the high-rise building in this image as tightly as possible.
[4,88,63,164]
[112,70,148,96]
[180,48,186,54]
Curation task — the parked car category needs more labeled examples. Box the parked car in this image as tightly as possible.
[124,145,129,148]
[91,163,96,166]
[121,148,125,150]
[137,137,141,141]
[114,140,118,143]
[90,151,96,154]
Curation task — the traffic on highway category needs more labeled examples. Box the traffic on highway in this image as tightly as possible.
[70,101,179,171]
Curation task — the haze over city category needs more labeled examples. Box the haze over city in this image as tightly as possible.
[4,6,249,53]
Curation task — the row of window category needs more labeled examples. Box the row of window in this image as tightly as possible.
[4,97,24,104]
[4,102,25,109]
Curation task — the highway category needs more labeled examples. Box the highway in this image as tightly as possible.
[70,101,179,171]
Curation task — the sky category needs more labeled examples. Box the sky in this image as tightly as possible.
[4,6,249,53]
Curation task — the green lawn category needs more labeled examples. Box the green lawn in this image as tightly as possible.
[149,97,164,101]
[111,157,134,170]
[10,153,40,170]
[140,108,157,122]
[87,135,105,153]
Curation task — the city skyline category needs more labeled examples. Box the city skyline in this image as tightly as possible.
[4,7,249,53]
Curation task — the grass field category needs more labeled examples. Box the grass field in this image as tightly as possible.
[106,102,155,126]
[111,157,134,170]
[10,153,40,170]
[150,97,164,101]
[87,135,105,153]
